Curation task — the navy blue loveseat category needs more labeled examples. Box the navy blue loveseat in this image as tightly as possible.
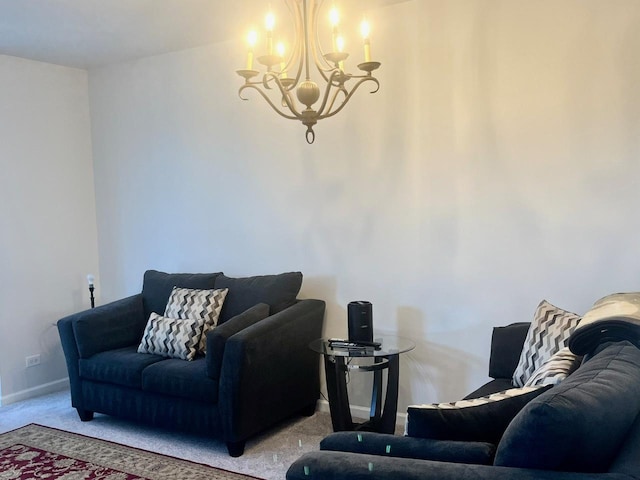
[58,270,325,457]
[287,328,640,479]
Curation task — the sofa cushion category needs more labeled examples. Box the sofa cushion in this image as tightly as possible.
[321,431,496,465]
[406,385,551,444]
[523,347,582,387]
[78,345,167,388]
[495,341,640,472]
[137,313,203,361]
[164,286,228,353]
[609,410,640,477]
[513,300,581,387]
[142,270,221,320]
[142,357,219,404]
[206,303,270,380]
[214,272,302,324]
[488,323,530,380]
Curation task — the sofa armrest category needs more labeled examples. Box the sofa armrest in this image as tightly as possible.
[320,432,495,465]
[59,294,145,359]
[218,299,325,443]
[286,451,632,480]
[488,322,530,380]
[57,294,145,409]
[205,303,270,379]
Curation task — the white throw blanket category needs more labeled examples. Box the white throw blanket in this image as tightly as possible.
[568,292,640,355]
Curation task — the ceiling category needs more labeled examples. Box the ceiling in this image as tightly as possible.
[0,0,406,70]
[0,0,252,69]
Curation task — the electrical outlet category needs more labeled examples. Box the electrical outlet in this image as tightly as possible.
[25,354,41,368]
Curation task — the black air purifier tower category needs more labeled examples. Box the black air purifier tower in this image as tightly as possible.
[348,301,373,342]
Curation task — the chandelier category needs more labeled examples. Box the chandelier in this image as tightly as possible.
[236,0,381,144]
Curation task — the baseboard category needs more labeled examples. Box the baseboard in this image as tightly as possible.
[1,378,69,406]
[316,399,407,429]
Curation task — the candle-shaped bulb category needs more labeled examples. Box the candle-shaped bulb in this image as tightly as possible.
[360,19,371,62]
[329,7,339,27]
[248,30,258,47]
[336,35,345,71]
[265,12,275,31]
[265,12,275,55]
[87,274,95,287]
[330,6,340,52]
[246,30,258,70]
[360,19,371,39]
[277,41,288,78]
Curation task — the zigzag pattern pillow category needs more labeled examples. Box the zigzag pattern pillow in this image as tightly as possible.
[137,313,202,361]
[164,287,228,353]
[513,300,581,387]
[524,347,582,387]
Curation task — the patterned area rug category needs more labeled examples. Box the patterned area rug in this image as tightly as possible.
[0,424,263,480]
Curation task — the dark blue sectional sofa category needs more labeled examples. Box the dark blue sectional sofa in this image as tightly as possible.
[58,270,325,457]
[287,323,640,479]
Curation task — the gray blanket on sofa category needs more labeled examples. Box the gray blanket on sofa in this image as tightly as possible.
[568,292,640,355]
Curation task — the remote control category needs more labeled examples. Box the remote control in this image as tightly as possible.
[328,339,382,349]
[354,340,382,348]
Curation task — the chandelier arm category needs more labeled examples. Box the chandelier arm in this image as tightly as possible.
[238,79,267,91]
[292,49,305,87]
[265,72,304,117]
[310,0,331,83]
[302,0,312,79]
[289,0,305,86]
[258,71,305,117]
[351,75,381,94]
[314,70,343,116]
[238,84,301,121]
[238,83,260,101]
[311,59,334,83]
[280,89,299,114]
[316,77,380,120]
[323,86,347,115]
[328,73,349,87]
[262,74,274,90]
[282,0,296,74]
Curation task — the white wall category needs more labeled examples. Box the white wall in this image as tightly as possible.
[0,55,99,405]
[88,0,640,410]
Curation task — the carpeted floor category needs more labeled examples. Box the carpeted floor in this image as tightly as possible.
[0,424,261,479]
[0,389,334,480]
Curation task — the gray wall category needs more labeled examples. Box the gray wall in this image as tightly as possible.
[0,55,99,404]
[88,0,640,409]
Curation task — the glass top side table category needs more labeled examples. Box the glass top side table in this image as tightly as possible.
[309,335,415,434]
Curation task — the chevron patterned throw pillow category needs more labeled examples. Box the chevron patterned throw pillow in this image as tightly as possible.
[524,346,582,387]
[164,287,228,353]
[512,300,581,387]
[137,313,202,360]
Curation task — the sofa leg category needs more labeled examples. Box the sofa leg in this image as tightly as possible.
[77,409,94,422]
[226,440,245,457]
